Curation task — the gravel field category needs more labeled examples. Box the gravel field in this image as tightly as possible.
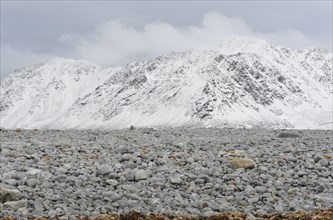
[0,128,332,219]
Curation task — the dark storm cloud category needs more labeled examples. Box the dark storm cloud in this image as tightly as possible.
[1,1,332,79]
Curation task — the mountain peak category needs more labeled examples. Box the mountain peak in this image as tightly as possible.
[220,36,272,55]
[45,57,97,67]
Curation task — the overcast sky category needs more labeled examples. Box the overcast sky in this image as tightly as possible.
[1,1,332,79]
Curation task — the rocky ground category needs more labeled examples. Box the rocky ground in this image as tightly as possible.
[0,128,332,219]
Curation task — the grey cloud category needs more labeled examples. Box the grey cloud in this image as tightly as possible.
[1,44,54,78]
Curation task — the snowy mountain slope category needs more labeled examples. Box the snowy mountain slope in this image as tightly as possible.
[0,58,120,128]
[1,38,332,129]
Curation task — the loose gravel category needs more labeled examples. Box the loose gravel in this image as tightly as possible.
[0,128,332,219]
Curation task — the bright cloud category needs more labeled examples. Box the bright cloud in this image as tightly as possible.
[64,12,327,67]
[1,12,329,78]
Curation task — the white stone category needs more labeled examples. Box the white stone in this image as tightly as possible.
[27,168,42,175]
[135,170,149,181]
[0,184,23,203]
[4,199,28,209]
[170,176,182,184]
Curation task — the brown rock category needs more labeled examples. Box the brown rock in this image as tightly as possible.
[229,157,256,169]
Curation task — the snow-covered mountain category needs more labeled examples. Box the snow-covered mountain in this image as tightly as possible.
[1,38,332,129]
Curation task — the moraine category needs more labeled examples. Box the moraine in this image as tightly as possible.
[0,128,332,218]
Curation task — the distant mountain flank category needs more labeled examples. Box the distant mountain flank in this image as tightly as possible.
[1,37,332,129]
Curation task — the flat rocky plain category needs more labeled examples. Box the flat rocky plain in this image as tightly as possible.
[0,127,332,219]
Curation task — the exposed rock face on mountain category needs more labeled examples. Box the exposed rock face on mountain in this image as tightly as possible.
[1,38,332,129]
